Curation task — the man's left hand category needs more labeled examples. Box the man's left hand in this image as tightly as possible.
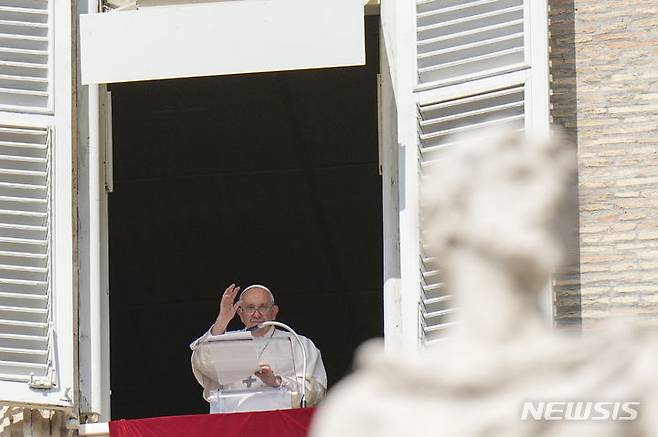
[255,364,281,387]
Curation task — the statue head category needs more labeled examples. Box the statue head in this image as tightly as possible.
[422,129,576,336]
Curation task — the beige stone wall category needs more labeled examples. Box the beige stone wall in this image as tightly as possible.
[550,0,658,327]
[0,407,66,437]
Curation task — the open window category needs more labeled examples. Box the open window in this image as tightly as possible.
[76,0,550,423]
[77,1,380,420]
[102,17,383,420]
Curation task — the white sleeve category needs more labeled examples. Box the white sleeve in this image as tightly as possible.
[190,326,220,402]
[279,336,328,406]
[189,325,216,351]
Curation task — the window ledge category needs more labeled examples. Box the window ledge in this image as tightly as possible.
[79,422,109,436]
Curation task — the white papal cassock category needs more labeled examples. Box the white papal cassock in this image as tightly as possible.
[190,326,327,413]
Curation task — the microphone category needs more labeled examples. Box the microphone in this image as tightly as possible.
[257,321,308,408]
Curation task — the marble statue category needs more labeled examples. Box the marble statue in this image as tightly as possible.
[311,129,658,437]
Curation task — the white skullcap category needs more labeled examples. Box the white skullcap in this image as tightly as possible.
[239,284,275,304]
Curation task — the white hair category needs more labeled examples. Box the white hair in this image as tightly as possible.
[239,284,275,304]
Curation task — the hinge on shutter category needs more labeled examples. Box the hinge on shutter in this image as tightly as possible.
[102,89,114,193]
[29,326,56,389]
[28,367,56,389]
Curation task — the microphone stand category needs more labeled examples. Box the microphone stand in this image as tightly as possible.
[257,321,308,408]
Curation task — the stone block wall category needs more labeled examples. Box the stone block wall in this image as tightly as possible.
[0,407,66,437]
[550,0,658,327]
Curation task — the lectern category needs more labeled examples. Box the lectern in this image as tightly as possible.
[192,334,298,413]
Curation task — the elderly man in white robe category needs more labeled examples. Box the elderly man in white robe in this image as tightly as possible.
[191,284,327,413]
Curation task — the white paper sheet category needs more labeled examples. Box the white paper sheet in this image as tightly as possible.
[193,333,259,384]
[205,331,253,342]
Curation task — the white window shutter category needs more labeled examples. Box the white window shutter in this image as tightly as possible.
[0,0,52,112]
[418,84,527,343]
[417,0,526,88]
[0,125,53,385]
[0,0,73,407]
[380,0,548,347]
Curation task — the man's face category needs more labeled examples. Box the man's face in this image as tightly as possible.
[237,288,279,329]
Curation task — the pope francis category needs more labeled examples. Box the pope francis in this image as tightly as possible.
[190,283,327,413]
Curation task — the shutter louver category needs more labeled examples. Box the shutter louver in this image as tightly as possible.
[418,85,525,164]
[417,0,525,87]
[0,0,50,112]
[0,124,53,387]
[419,254,454,343]
[417,85,525,342]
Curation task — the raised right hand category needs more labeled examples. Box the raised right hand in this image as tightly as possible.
[211,283,241,335]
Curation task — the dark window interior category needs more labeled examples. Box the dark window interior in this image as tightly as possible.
[107,17,382,419]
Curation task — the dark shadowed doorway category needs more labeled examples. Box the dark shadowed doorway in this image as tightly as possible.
[107,17,382,419]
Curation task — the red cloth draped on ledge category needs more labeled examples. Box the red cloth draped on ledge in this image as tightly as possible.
[109,407,316,437]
